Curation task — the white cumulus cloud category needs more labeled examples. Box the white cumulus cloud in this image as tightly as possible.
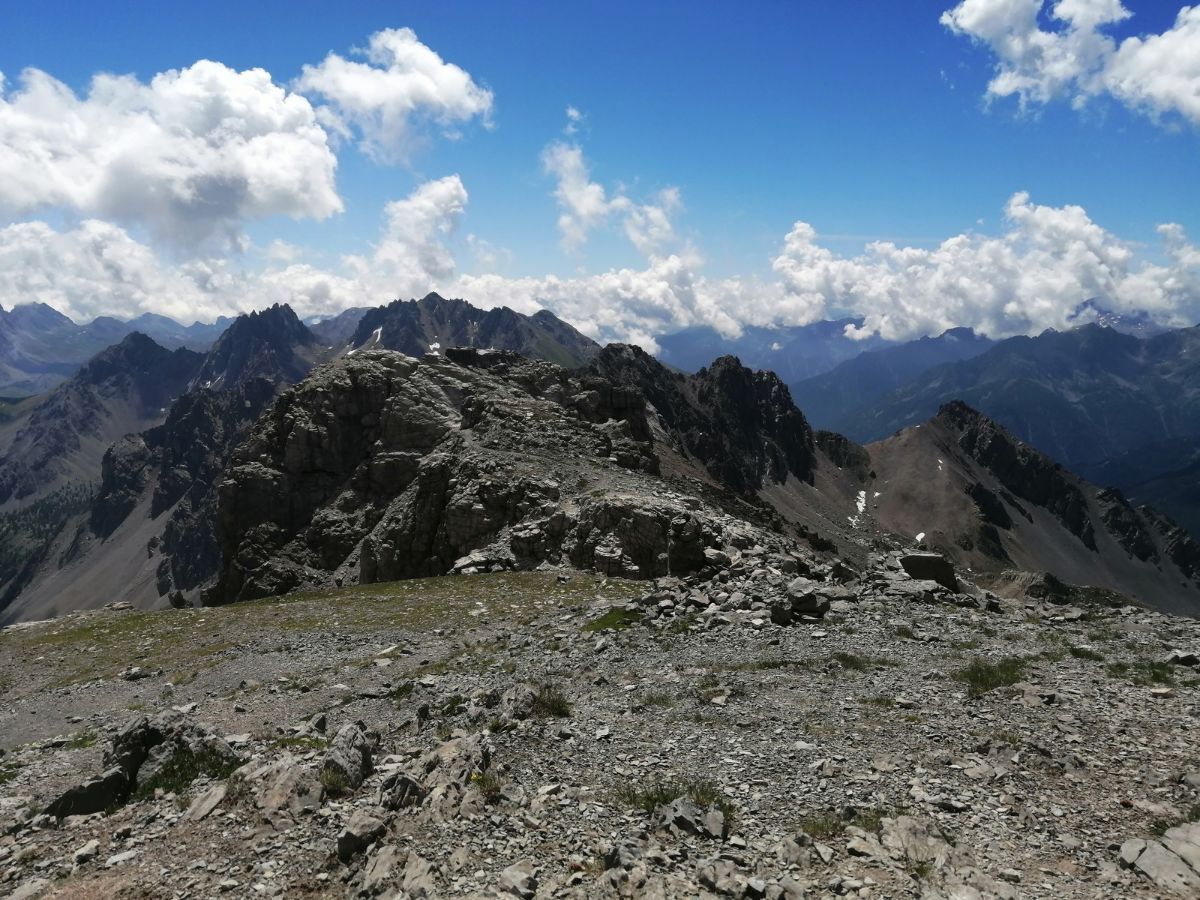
[541,135,683,258]
[942,0,1200,125]
[296,27,493,162]
[770,191,1200,341]
[0,61,341,250]
[3,178,1197,353]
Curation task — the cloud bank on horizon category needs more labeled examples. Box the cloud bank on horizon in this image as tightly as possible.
[0,7,1198,349]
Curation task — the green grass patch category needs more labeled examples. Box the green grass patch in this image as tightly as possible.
[65,730,98,749]
[271,735,327,752]
[319,767,350,798]
[582,607,644,632]
[953,656,1028,698]
[7,572,645,689]
[1068,646,1105,662]
[615,777,735,823]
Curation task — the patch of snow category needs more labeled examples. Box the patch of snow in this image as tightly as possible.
[873,491,881,498]
[915,532,926,542]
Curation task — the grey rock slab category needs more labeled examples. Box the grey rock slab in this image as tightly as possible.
[500,859,538,898]
[898,552,958,591]
[1132,840,1200,894]
[324,721,372,789]
[72,839,100,865]
[362,844,404,894]
[182,782,227,822]
[1162,822,1200,873]
[336,809,386,862]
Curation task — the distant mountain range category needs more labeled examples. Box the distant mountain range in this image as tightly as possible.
[791,327,997,433]
[654,319,891,380]
[0,303,228,396]
[2,292,1198,622]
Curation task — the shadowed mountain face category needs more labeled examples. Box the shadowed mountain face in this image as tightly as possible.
[308,308,370,347]
[828,325,1200,467]
[791,327,996,432]
[587,345,818,494]
[654,318,892,380]
[347,293,600,368]
[0,307,326,620]
[861,401,1200,615]
[190,304,321,391]
[0,334,203,509]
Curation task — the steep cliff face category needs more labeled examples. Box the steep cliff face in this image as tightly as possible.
[208,347,818,604]
[863,402,1200,615]
[346,293,600,368]
[938,400,1096,548]
[587,345,818,494]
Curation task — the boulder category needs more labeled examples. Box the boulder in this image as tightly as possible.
[44,767,130,819]
[898,552,958,591]
[323,722,373,790]
[336,809,386,862]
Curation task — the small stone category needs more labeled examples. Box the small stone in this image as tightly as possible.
[73,839,100,865]
[106,850,137,867]
[999,868,1022,883]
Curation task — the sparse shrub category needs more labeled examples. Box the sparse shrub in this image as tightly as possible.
[616,777,735,823]
[832,652,895,672]
[271,735,327,752]
[440,694,468,716]
[1068,646,1104,662]
[389,681,414,702]
[132,748,240,801]
[800,811,844,839]
[320,767,349,798]
[641,691,676,708]
[532,683,571,718]
[470,770,504,804]
[953,656,1028,698]
[851,804,906,833]
[910,860,935,880]
[892,624,917,640]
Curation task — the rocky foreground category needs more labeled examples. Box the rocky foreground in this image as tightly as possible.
[2,553,1200,899]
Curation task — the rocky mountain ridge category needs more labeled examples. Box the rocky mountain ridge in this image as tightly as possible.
[208,345,816,605]
[347,294,600,369]
[857,401,1200,616]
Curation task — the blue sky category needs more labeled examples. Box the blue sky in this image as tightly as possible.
[0,0,1197,345]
